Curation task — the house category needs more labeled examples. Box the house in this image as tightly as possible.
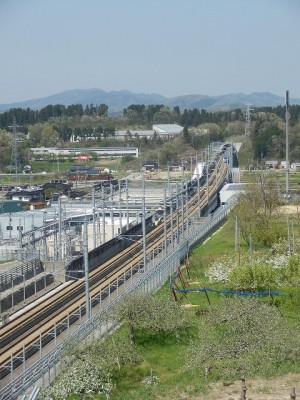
[291,162,300,171]
[68,165,90,174]
[169,161,186,171]
[142,161,159,171]
[265,160,278,169]
[8,190,44,204]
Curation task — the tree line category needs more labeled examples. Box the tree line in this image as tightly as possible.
[1,101,300,170]
[0,103,109,131]
[3,103,299,131]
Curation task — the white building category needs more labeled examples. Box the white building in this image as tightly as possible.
[0,205,138,262]
[153,124,183,137]
[115,124,183,140]
[220,183,245,205]
[115,130,154,139]
[291,162,300,171]
[31,147,139,158]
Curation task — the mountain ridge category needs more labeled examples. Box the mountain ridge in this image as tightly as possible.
[0,88,299,113]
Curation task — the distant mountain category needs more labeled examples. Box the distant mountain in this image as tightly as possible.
[0,89,299,113]
[0,88,166,113]
[164,92,300,111]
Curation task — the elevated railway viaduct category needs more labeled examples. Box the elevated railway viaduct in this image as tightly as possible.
[0,143,236,399]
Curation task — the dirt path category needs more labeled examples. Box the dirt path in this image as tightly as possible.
[187,374,300,400]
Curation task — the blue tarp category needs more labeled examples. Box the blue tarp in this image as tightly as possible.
[171,286,282,297]
[170,273,282,297]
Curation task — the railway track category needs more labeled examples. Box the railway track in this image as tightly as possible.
[0,150,229,381]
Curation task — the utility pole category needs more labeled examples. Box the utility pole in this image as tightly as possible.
[92,188,96,249]
[142,195,147,271]
[58,197,62,262]
[285,90,290,199]
[10,116,19,178]
[163,188,167,255]
[167,164,171,196]
[243,104,253,136]
[84,218,91,320]
[142,176,147,272]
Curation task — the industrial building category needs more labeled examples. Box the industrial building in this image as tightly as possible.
[30,146,139,158]
[153,124,183,136]
[115,124,183,140]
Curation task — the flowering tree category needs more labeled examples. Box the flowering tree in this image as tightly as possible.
[185,297,300,380]
[204,241,300,295]
[112,292,191,345]
[89,330,142,371]
[39,355,112,399]
[229,262,279,291]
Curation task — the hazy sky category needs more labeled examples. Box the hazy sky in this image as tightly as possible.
[0,0,299,104]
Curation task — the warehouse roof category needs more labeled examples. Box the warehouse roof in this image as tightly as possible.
[153,124,183,135]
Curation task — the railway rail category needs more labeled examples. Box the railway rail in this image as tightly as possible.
[0,143,231,386]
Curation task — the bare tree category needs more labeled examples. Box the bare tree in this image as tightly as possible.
[235,171,282,245]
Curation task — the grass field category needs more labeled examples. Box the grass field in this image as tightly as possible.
[51,212,300,400]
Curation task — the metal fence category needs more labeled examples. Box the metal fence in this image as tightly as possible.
[0,200,234,400]
[0,257,41,291]
[0,249,18,263]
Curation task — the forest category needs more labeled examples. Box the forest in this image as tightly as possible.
[0,102,300,172]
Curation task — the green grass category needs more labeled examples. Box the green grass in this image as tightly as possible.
[104,329,204,400]
[30,159,95,173]
[57,213,300,400]
[241,169,300,191]
[98,235,299,399]
[0,173,52,186]
[30,158,127,179]
[2,157,126,187]
[190,217,248,263]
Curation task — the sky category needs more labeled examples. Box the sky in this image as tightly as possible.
[0,0,300,104]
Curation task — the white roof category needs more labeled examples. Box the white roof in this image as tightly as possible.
[153,124,183,134]
[220,183,245,204]
[115,130,153,137]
